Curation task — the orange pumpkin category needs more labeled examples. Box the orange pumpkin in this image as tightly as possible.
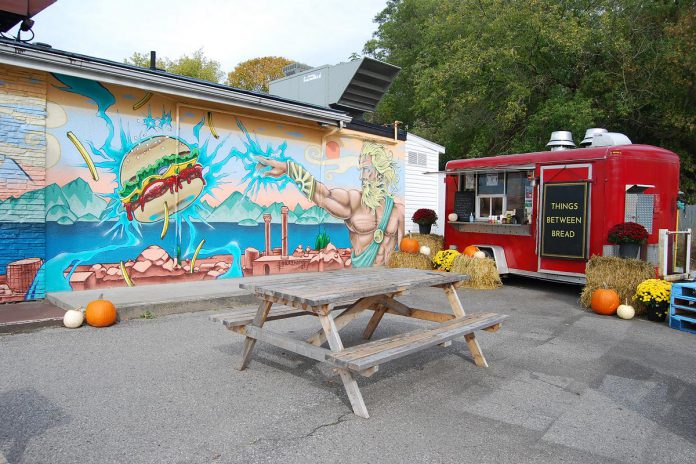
[85,299,118,327]
[590,289,620,316]
[463,245,479,257]
[400,236,420,254]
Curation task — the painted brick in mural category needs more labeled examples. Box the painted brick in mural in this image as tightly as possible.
[0,64,47,302]
[1,67,406,299]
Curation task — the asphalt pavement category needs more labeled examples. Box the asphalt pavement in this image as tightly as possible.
[1,277,695,463]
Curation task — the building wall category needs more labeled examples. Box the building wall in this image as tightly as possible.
[404,140,442,234]
[0,64,47,302]
[0,64,406,300]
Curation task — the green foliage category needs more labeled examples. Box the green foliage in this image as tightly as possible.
[139,311,155,320]
[124,49,224,83]
[365,0,696,199]
[314,230,331,251]
[227,56,295,92]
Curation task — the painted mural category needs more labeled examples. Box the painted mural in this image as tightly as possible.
[0,71,405,300]
[0,68,47,303]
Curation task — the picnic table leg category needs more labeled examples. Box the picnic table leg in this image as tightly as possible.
[318,313,370,419]
[238,300,273,371]
[444,284,489,368]
[362,292,399,340]
[362,305,386,340]
[306,296,378,346]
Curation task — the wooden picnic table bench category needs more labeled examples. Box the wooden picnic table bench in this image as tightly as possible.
[211,267,507,418]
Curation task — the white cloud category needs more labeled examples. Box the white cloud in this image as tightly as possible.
[25,0,386,73]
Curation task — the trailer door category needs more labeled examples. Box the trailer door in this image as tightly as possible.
[538,164,592,277]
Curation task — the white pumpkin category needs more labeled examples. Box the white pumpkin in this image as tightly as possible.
[448,213,458,222]
[473,250,486,259]
[616,304,635,320]
[420,245,431,256]
[63,309,84,328]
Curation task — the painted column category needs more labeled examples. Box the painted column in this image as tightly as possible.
[263,213,272,256]
[281,206,289,258]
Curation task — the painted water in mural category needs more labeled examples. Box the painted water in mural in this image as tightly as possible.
[0,71,405,301]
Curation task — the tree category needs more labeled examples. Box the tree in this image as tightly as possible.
[124,49,224,84]
[364,0,696,198]
[227,56,295,92]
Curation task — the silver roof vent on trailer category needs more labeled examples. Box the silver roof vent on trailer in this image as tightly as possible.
[546,131,576,151]
[269,57,400,118]
[590,132,632,147]
[580,128,608,147]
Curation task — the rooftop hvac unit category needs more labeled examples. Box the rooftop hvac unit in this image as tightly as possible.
[269,57,400,118]
[282,62,312,76]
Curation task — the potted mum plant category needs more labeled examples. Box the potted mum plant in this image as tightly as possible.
[412,208,438,234]
[608,222,649,258]
[634,278,672,322]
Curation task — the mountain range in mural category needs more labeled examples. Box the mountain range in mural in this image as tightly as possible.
[0,178,342,225]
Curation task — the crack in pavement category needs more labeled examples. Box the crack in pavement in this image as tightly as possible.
[247,412,355,446]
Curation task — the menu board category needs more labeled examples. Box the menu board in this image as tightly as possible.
[541,182,589,259]
[454,191,475,220]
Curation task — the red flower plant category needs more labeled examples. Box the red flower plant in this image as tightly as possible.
[412,208,438,225]
[608,222,649,244]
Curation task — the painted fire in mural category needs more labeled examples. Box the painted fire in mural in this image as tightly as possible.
[0,71,405,301]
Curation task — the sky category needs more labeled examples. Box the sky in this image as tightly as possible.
[16,0,387,74]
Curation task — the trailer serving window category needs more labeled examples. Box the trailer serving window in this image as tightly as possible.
[476,173,505,219]
[460,171,532,223]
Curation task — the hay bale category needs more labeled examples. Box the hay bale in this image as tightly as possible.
[387,251,432,270]
[580,256,655,314]
[410,233,444,256]
[450,255,502,290]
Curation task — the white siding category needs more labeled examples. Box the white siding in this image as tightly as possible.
[404,136,444,234]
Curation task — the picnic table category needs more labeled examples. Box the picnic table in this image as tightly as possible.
[211,267,507,418]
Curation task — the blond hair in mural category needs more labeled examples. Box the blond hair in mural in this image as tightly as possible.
[360,141,398,211]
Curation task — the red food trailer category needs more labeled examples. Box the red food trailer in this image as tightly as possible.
[443,140,681,283]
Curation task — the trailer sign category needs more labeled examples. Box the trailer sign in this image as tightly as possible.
[541,182,589,259]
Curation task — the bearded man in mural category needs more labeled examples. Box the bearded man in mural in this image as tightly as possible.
[256,141,404,267]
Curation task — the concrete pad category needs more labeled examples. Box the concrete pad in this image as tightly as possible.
[46,274,306,319]
[542,389,696,462]
[0,300,64,334]
[451,371,584,431]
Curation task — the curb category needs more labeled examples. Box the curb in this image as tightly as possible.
[48,291,258,321]
[116,292,259,320]
[0,317,64,335]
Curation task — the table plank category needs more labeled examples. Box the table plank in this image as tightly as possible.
[240,268,468,307]
[328,313,508,371]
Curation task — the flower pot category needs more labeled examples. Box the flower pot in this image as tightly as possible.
[418,224,432,234]
[645,302,668,322]
[618,242,640,259]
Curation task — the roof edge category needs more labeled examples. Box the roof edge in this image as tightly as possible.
[0,40,352,126]
[406,133,445,153]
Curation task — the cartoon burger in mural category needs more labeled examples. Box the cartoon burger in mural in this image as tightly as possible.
[119,136,205,222]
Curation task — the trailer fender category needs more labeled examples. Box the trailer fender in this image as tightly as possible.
[473,245,509,274]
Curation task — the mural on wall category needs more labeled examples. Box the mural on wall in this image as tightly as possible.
[0,69,46,303]
[0,71,405,298]
[254,141,404,267]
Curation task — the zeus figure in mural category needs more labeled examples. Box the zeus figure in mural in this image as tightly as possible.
[256,141,405,267]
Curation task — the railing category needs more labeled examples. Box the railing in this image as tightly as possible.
[658,228,692,281]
